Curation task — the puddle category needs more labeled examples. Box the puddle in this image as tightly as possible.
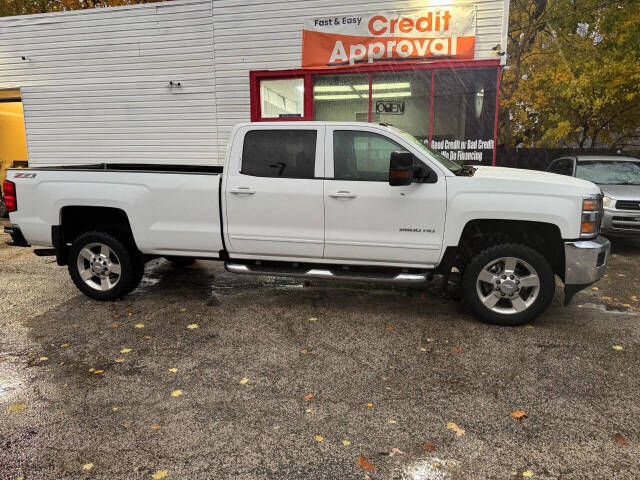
[577,302,639,316]
[393,457,459,480]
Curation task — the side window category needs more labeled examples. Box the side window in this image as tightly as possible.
[242,130,317,178]
[548,158,573,176]
[334,130,404,182]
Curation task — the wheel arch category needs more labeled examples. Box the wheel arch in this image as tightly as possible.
[444,219,565,277]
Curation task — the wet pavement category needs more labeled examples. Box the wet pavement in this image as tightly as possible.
[1,219,639,479]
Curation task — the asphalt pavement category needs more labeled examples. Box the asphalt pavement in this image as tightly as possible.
[1,218,638,479]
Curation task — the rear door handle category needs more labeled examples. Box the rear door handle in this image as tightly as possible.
[329,191,357,199]
[230,187,256,195]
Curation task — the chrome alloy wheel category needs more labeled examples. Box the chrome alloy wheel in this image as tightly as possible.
[475,256,540,314]
[76,242,122,291]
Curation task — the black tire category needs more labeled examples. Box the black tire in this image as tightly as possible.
[462,243,555,326]
[68,231,140,301]
[165,256,196,267]
[0,199,8,218]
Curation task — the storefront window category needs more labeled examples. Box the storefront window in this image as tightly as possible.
[431,69,497,164]
[371,71,431,142]
[260,78,304,118]
[313,74,370,122]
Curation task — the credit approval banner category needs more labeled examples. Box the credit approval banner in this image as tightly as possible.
[302,7,476,69]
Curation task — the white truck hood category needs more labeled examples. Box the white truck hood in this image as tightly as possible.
[471,166,601,193]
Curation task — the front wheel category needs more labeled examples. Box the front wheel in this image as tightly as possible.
[68,231,141,301]
[462,243,555,326]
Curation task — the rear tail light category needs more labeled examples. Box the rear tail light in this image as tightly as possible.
[2,180,17,212]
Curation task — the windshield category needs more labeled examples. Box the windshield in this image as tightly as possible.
[575,160,640,185]
[390,127,463,174]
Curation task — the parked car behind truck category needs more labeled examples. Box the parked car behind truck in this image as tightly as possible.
[547,155,640,237]
[4,122,610,326]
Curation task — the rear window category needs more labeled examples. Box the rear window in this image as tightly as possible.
[241,130,317,178]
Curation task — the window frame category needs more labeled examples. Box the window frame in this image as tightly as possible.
[547,157,576,176]
[250,59,501,164]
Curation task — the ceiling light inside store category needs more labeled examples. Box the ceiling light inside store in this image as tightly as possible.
[314,94,362,100]
[313,85,353,92]
[314,82,411,93]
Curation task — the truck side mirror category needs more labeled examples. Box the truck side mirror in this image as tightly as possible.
[389,151,414,186]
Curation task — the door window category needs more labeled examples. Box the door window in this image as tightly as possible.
[333,130,404,182]
[242,130,316,178]
[260,78,304,118]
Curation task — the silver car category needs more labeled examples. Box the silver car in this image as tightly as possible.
[547,155,640,237]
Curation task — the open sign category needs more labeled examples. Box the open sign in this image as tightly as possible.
[376,101,405,115]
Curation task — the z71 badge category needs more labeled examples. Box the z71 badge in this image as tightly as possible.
[14,173,37,178]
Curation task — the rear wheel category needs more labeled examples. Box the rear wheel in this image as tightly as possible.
[68,231,140,301]
[462,243,555,326]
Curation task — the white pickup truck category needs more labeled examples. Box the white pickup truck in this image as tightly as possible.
[3,122,610,326]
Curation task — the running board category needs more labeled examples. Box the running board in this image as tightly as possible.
[224,262,431,284]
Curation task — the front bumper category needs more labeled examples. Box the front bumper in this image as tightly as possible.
[563,236,610,305]
[601,208,640,236]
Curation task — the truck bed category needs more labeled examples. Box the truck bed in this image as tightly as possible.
[7,165,225,258]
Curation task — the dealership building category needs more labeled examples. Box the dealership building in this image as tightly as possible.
[0,0,509,176]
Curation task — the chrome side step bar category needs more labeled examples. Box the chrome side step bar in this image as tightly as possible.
[224,262,431,284]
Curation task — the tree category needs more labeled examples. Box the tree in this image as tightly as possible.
[500,0,640,149]
[0,0,165,17]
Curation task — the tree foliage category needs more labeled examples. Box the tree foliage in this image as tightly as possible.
[0,0,165,17]
[501,0,640,149]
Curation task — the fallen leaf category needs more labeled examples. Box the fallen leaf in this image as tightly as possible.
[93,369,104,374]
[447,422,465,437]
[171,389,183,397]
[88,368,95,372]
[451,347,463,353]
[357,456,375,471]
[152,470,168,479]
[613,345,624,351]
[426,338,434,342]
[168,368,178,373]
[115,358,125,363]
[82,463,94,471]
[299,348,311,354]
[388,447,405,457]
[8,403,27,413]
[128,312,133,317]
[305,408,312,413]
[614,433,629,445]
[144,335,152,339]
[510,410,528,419]
[420,347,427,352]
[366,402,373,407]
[631,296,638,302]
[388,419,397,424]
[432,462,441,468]
[123,421,132,428]
[151,425,161,430]
[39,356,48,361]
[73,323,80,328]
[419,441,436,452]
[315,435,324,442]
[186,324,198,329]
[61,343,69,348]
[180,308,188,312]
[120,348,132,354]
[342,440,351,446]
[111,322,119,328]
[309,317,318,322]
[112,406,118,412]
[239,377,250,385]
[622,303,632,308]
[592,286,599,291]
[135,323,144,329]
[303,393,314,401]
[524,324,534,329]
[113,314,121,319]
[386,324,394,331]
[617,274,626,277]
[522,471,533,478]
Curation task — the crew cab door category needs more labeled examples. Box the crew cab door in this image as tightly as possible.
[323,126,446,266]
[223,125,325,259]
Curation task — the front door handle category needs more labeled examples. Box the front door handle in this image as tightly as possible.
[329,191,357,199]
[230,187,256,195]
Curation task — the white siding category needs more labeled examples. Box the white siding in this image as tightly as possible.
[0,0,509,166]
